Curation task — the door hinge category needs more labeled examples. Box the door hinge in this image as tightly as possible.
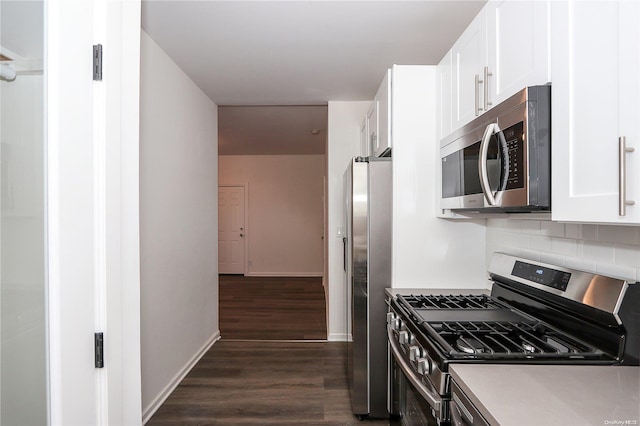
[93,44,103,81]
[94,332,104,368]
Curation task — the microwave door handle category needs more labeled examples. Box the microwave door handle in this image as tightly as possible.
[479,123,501,206]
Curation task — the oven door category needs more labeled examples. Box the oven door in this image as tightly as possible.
[388,328,445,425]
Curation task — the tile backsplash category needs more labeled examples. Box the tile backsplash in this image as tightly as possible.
[486,219,640,281]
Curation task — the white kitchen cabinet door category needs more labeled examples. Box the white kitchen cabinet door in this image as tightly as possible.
[366,101,378,158]
[551,0,640,224]
[437,51,453,141]
[485,0,550,108]
[373,69,391,156]
[359,117,369,157]
[452,8,486,130]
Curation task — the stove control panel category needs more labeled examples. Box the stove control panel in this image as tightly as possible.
[512,260,571,291]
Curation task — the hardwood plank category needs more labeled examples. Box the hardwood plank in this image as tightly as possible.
[219,275,327,340]
[148,341,399,425]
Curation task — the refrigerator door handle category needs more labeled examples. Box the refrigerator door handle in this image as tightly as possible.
[343,237,347,271]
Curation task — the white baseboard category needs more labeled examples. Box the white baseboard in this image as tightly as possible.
[245,272,323,277]
[327,332,350,342]
[142,331,220,424]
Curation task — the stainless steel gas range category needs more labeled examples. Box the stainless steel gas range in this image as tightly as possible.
[387,253,640,425]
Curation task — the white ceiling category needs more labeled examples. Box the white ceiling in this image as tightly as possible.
[143,1,486,155]
[142,1,485,106]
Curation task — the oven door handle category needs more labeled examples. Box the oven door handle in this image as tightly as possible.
[388,327,442,413]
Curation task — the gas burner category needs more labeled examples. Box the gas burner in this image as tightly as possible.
[522,340,538,353]
[455,337,486,354]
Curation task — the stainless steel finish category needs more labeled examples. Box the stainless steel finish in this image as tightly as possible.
[399,331,409,345]
[483,66,493,111]
[387,312,401,331]
[409,346,422,362]
[489,252,630,323]
[619,136,636,216]
[417,358,432,375]
[440,85,550,212]
[388,326,443,415]
[478,122,501,206]
[442,86,533,149]
[475,74,483,116]
[450,381,489,426]
[390,303,447,394]
[344,157,392,418]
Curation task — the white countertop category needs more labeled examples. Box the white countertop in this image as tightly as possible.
[450,364,640,426]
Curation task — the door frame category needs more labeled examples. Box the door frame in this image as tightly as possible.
[218,183,249,275]
[46,1,141,424]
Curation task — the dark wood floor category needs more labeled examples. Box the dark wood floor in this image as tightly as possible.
[148,341,399,425]
[219,275,327,340]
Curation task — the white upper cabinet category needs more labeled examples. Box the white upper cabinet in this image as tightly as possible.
[443,1,551,137]
[366,98,378,157]
[372,70,391,157]
[485,0,550,107]
[551,1,640,224]
[437,50,453,141]
[359,117,369,157]
[451,8,486,131]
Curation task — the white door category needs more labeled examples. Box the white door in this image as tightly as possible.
[47,1,141,424]
[219,186,245,274]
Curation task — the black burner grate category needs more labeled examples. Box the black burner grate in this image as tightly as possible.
[399,294,506,310]
[429,320,603,359]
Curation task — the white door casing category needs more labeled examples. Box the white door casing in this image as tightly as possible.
[218,186,245,274]
[47,1,141,424]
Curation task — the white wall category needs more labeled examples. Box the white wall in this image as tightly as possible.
[487,219,640,281]
[219,154,324,276]
[391,65,487,289]
[140,31,219,422]
[326,101,370,341]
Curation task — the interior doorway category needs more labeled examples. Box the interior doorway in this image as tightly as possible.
[217,105,328,339]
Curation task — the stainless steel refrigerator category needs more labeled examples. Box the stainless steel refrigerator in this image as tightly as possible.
[344,156,391,419]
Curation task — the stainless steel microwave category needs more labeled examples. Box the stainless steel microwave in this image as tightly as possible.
[440,85,551,212]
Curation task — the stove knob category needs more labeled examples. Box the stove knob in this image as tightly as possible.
[387,313,402,330]
[398,331,409,345]
[417,358,432,375]
[409,346,422,362]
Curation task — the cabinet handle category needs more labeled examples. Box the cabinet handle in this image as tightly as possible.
[484,66,493,111]
[475,74,484,116]
[619,136,635,216]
